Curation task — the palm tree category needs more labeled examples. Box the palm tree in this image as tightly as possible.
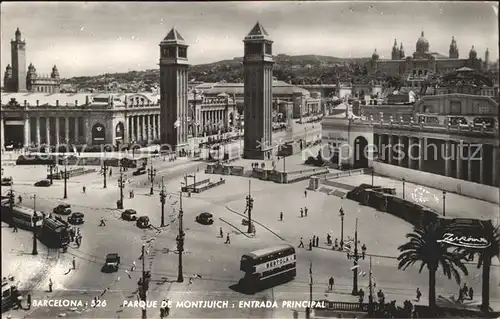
[397,223,469,309]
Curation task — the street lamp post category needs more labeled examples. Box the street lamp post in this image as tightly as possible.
[101,161,109,189]
[177,189,185,283]
[339,207,345,250]
[8,185,14,227]
[351,217,359,296]
[246,180,254,234]
[140,243,148,319]
[147,163,156,195]
[63,158,68,199]
[442,191,446,216]
[117,169,125,209]
[160,177,166,227]
[368,257,374,315]
[402,178,406,200]
[32,195,38,255]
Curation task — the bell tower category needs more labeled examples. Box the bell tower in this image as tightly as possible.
[159,27,189,153]
[11,28,27,92]
[243,21,274,160]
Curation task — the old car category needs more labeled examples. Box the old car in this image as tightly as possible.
[195,212,214,225]
[34,179,51,187]
[136,216,150,228]
[68,212,84,225]
[104,253,121,272]
[1,177,13,186]
[132,167,146,176]
[121,209,137,221]
[53,204,72,215]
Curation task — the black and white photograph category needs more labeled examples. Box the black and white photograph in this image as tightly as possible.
[1,1,499,318]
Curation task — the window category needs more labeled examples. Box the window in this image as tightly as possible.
[178,47,187,58]
[245,43,262,55]
[265,43,272,55]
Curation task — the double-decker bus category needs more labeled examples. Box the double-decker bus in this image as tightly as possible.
[239,244,296,292]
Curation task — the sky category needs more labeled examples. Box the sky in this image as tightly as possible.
[0,1,498,79]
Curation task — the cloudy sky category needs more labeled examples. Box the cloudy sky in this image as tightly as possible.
[1,1,498,79]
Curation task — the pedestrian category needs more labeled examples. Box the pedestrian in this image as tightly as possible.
[304,207,308,217]
[315,236,319,247]
[220,227,224,238]
[279,212,283,221]
[329,277,334,291]
[469,287,473,300]
[327,234,332,245]
[12,224,18,232]
[416,288,422,302]
[27,293,31,310]
[309,239,313,250]
[48,279,53,292]
[225,233,230,244]
[361,244,367,260]
[312,235,316,247]
[82,186,86,194]
[99,217,106,226]
[109,168,112,177]
[72,257,76,270]
[304,190,307,198]
[129,190,133,199]
[298,237,304,248]
[358,289,365,304]
[18,195,22,204]
[300,208,304,218]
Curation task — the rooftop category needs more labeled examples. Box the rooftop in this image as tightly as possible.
[195,80,311,96]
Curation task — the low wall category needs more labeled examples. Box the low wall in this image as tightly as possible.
[317,168,369,181]
[373,161,500,204]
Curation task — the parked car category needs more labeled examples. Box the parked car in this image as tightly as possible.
[68,212,84,225]
[53,204,72,215]
[1,177,13,186]
[34,179,51,187]
[104,253,120,272]
[136,216,150,228]
[132,167,147,176]
[195,212,214,225]
[121,209,137,221]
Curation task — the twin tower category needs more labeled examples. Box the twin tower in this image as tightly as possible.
[159,22,274,160]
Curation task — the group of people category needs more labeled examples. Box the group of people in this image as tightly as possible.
[458,283,474,303]
[69,226,82,247]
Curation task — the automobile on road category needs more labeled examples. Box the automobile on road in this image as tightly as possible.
[132,167,146,176]
[34,179,51,187]
[68,212,84,225]
[53,204,71,215]
[136,216,150,228]
[195,212,214,225]
[104,253,120,272]
[121,209,137,221]
[1,177,13,186]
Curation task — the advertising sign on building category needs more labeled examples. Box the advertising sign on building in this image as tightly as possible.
[437,218,494,250]
[92,123,106,142]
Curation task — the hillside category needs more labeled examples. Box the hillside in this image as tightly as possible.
[61,54,372,92]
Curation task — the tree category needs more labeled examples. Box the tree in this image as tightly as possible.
[397,223,468,309]
[458,225,500,312]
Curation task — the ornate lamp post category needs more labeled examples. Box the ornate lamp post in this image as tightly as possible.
[351,217,360,295]
[147,163,156,195]
[246,180,254,234]
[63,158,68,199]
[402,177,406,200]
[32,195,39,255]
[442,191,446,216]
[339,207,345,250]
[159,177,166,227]
[101,161,109,189]
[117,169,125,209]
[139,243,149,319]
[177,189,185,283]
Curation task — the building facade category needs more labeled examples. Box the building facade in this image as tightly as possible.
[3,29,60,94]
[159,27,189,152]
[243,22,274,160]
[0,92,238,150]
[368,31,487,82]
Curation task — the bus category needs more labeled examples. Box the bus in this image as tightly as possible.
[239,244,296,292]
[11,205,43,230]
[39,216,70,249]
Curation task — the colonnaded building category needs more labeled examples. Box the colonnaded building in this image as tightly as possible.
[368,31,489,82]
[3,28,61,94]
[0,92,238,149]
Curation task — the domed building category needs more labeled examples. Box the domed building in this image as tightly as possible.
[3,29,61,93]
[368,31,487,85]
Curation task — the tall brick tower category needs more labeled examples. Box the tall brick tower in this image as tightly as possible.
[159,27,189,153]
[243,22,274,160]
[11,28,27,92]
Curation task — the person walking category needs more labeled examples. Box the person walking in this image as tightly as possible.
[315,236,319,247]
[328,277,334,291]
[468,287,474,300]
[225,233,231,244]
[48,279,53,292]
[279,212,283,221]
[304,207,308,217]
[361,244,367,260]
[327,234,332,245]
[99,217,106,226]
[358,289,365,305]
[304,190,307,198]
[72,257,76,270]
[309,239,313,251]
[12,224,18,232]
[298,237,304,248]
[82,186,86,194]
[300,208,304,218]
[416,288,422,302]
[220,227,224,238]
[18,195,22,204]
[26,293,31,310]
[312,235,316,247]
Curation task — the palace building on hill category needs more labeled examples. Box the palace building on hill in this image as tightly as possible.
[3,28,61,94]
